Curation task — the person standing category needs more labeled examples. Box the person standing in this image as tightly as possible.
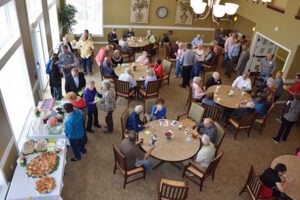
[58,45,78,77]
[236,48,250,77]
[58,37,73,54]
[191,44,205,79]
[222,32,236,67]
[272,91,300,143]
[63,103,86,162]
[49,55,63,100]
[274,71,284,102]
[225,40,241,78]
[260,54,276,83]
[191,34,203,48]
[78,29,94,75]
[65,68,86,97]
[173,42,184,78]
[100,80,116,134]
[83,80,102,133]
[283,73,300,100]
[180,43,195,88]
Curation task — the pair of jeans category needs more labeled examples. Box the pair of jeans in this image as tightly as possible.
[175,59,182,76]
[222,53,229,67]
[181,65,193,87]
[105,111,114,132]
[81,56,92,73]
[69,138,86,160]
[275,117,295,141]
[52,86,62,100]
[86,109,99,131]
[190,61,202,79]
[135,159,151,172]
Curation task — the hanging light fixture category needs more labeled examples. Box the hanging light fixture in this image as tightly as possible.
[191,0,239,24]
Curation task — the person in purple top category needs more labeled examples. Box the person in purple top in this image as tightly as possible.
[144,69,157,89]
[83,80,102,133]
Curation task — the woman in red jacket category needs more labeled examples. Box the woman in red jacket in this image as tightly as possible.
[150,58,164,79]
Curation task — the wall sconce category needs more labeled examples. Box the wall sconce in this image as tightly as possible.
[252,26,256,31]
[247,0,272,4]
[233,15,238,21]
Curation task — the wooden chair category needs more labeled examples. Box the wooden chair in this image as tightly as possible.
[161,59,172,86]
[165,45,177,63]
[112,144,146,189]
[114,79,135,108]
[157,177,189,200]
[225,112,258,140]
[143,44,153,61]
[143,98,157,123]
[114,43,131,62]
[99,64,115,82]
[203,71,214,89]
[203,53,220,72]
[138,80,160,100]
[177,102,205,128]
[239,166,263,200]
[182,151,224,191]
[120,108,130,139]
[153,34,161,54]
[202,103,223,122]
[254,103,275,134]
[214,122,226,157]
[185,85,199,107]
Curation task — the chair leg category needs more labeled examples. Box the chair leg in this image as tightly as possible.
[259,126,263,134]
[238,185,247,195]
[200,178,203,192]
[234,129,239,140]
[123,177,127,189]
[113,163,117,174]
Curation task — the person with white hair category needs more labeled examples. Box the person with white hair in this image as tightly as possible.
[231,101,256,122]
[124,27,135,37]
[126,105,145,132]
[192,76,205,101]
[135,51,150,65]
[65,68,86,97]
[183,134,215,171]
[118,67,137,89]
[146,30,156,44]
[193,118,218,144]
[58,36,73,54]
[111,50,123,66]
[262,77,276,110]
[205,71,222,89]
[173,42,184,78]
[100,80,116,134]
[191,43,205,79]
[144,69,157,89]
[232,72,252,91]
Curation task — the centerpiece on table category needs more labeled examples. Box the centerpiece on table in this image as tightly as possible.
[34,108,41,117]
[165,130,174,140]
[17,155,27,167]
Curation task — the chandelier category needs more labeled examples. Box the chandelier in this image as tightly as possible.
[190,0,239,24]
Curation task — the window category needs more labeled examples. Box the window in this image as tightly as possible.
[26,0,42,23]
[0,0,20,59]
[0,45,34,142]
[49,3,60,49]
[66,0,103,36]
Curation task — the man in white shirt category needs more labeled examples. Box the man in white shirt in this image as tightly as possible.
[222,32,236,67]
[118,67,137,89]
[232,72,252,91]
[119,35,129,53]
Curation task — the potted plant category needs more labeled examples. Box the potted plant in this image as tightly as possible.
[179,1,193,24]
[132,0,149,23]
[59,4,78,33]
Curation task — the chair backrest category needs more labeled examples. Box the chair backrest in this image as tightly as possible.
[244,166,263,199]
[204,72,214,85]
[261,103,275,124]
[239,112,258,127]
[214,122,225,156]
[115,79,130,95]
[145,80,160,95]
[135,52,143,61]
[114,43,122,53]
[113,144,127,172]
[188,102,205,123]
[158,178,189,200]
[144,98,157,115]
[120,108,129,138]
[204,151,224,178]
[162,59,172,74]
[144,44,153,54]
[99,64,104,80]
[202,103,223,121]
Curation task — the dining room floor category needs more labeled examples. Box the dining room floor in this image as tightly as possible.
[43,45,300,200]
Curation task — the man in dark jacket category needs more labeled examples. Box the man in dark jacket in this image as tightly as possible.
[231,101,256,121]
[49,55,63,100]
[65,68,86,97]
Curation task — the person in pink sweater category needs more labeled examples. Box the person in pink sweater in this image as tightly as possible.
[192,76,205,102]
[95,45,113,66]
[135,51,150,65]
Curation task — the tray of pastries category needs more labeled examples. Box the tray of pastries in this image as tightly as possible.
[22,140,35,155]
[35,176,56,194]
[36,139,47,152]
[26,152,59,178]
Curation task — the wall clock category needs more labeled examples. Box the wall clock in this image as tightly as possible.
[156,6,168,18]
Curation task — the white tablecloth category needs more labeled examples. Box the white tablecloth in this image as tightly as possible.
[6,142,67,200]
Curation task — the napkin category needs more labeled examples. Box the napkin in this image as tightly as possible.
[186,136,192,142]
[94,97,101,103]
[77,90,83,96]
[144,130,151,135]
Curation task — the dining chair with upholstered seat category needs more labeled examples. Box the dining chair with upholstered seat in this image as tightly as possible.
[120,108,130,139]
[239,166,263,200]
[112,144,146,189]
[202,103,223,122]
[114,43,131,62]
[225,112,258,140]
[99,64,115,83]
[203,52,220,73]
[161,59,172,86]
[114,79,136,108]
[143,98,157,123]
[203,71,214,90]
[214,122,226,157]
[185,85,199,107]
[143,44,153,61]
[177,102,205,128]
[182,151,224,191]
[153,34,161,54]
[254,103,275,134]
[138,80,160,100]
[165,45,177,63]
[157,177,189,200]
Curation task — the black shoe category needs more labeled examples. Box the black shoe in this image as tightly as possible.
[272,137,280,144]
[103,130,112,134]
[179,84,186,88]
[81,150,87,154]
[94,124,101,128]
[71,158,81,162]
[86,129,95,133]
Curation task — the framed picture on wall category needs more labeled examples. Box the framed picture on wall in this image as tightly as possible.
[175,0,193,25]
[130,0,151,24]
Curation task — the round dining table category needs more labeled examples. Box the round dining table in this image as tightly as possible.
[207,85,252,109]
[127,37,150,48]
[114,63,149,82]
[270,155,300,200]
[139,119,201,169]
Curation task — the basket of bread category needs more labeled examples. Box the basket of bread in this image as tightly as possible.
[35,176,56,194]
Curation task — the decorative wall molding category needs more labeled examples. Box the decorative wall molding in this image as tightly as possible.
[103,24,215,31]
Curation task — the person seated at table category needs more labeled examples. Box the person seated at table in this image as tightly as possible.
[126,105,145,132]
[135,51,150,65]
[262,77,276,111]
[108,28,118,44]
[111,50,123,67]
[95,45,113,66]
[144,69,157,89]
[230,101,255,122]
[191,34,203,48]
[202,92,216,106]
[183,134,215,173]
[58,36,73,54]
[259,163,291,199]
[205,72,222,89]
[102,57,118,78]
[146,30,156,44]
[119,131,155,172]
[203,46,216,65]
[150,58,164,79]
[232,72,252,91]
[63,103,86,162]
[119,35,130,54]
[124,27,135,37]
[253,95,267,118]
[118,67,137,89]
[193,118,217,144]
[192,76,205,102]
[150,98,166,121]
